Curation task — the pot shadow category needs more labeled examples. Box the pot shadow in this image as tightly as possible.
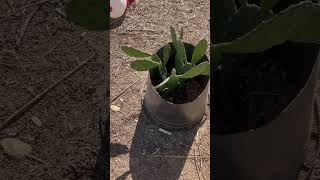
[110,143,130,158]
[128,105,201,180]
[110,16,125,30]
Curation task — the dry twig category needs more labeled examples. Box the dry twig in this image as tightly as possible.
[0,0,51,23]
[16,5,40,46]
[111,79,140,102]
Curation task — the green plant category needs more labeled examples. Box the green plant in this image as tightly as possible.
[121,26,210,94]
[212,0,320,66]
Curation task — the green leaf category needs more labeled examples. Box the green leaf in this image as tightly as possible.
[228,4,274,40]
[130,59,160,71]
[121,46,152,58]
[159,63,168,80]
[151,53,161,63]
[214,1,320,59]
[155,69,180,92]
[181,63,195,74]
[261,0,280,12]
[179,27,184,40]
[163,45,171,65]
[170,26,178,45]
[191,39,208,65]
[174,40,187,74]
[181,62,210,79]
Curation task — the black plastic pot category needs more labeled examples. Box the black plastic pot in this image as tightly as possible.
[142,43,210,129]
[213,45,320,180]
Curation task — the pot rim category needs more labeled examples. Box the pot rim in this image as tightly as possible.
[216,49,320,136]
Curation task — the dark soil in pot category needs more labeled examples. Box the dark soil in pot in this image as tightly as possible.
[213,42,319,134]
[149,43,209,104]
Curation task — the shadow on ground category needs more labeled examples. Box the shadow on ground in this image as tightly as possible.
[111,143,130,158]
[121,105,201,180]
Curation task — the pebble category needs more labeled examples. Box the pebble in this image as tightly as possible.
[110,105,121,112]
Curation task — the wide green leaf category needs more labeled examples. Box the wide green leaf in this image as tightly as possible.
[121,46,151,58]
[163,45,171,65]
[228,3,273,40]
[214,1,320,64]
[130,59,160,71]
[181,62,210,79]
[191,39,208,65]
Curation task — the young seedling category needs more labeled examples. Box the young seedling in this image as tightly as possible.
[121,26,210,94]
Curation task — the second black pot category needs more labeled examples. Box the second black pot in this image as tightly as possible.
[213,44,320,180]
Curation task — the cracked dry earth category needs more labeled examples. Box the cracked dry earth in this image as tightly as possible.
[110,0,210,179]
[0,0,107,179]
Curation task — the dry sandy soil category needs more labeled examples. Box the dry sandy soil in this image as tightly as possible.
[0,0,107,179]
[110,0,210,180]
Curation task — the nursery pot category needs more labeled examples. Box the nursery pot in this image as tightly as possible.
[142,43,210,129]
[213,44,320,180]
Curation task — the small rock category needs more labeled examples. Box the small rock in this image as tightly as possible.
[80,32,87,37]
[159,128,172,136]
[31,116,42,127]
[110,105,121,112]
[0,138,32,158]
[119,98,124,102]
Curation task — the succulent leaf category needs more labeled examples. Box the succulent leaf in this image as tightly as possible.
[181,62,210,79]
[179,27,184,40]
[163,45,171,65]
[170,26,178,45]
[151,53,161,63]
[121,46,152,57]
[228,3,274,40]
[155,69,180,92]
[130,59,160,71]
[174,40,187,74]
[181,63,195,74]
[191,39,208,65]
[159,63,168,80]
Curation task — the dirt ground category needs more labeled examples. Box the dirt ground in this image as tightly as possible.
[0,0,107,179]
[110,0,210,180]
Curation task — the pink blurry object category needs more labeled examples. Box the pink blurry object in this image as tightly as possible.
[110,0,136,19]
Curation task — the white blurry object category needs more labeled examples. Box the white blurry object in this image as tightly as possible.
[110,0,128,19]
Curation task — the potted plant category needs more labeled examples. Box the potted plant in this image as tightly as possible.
[212,0,320,179]
[121,27,210,129]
